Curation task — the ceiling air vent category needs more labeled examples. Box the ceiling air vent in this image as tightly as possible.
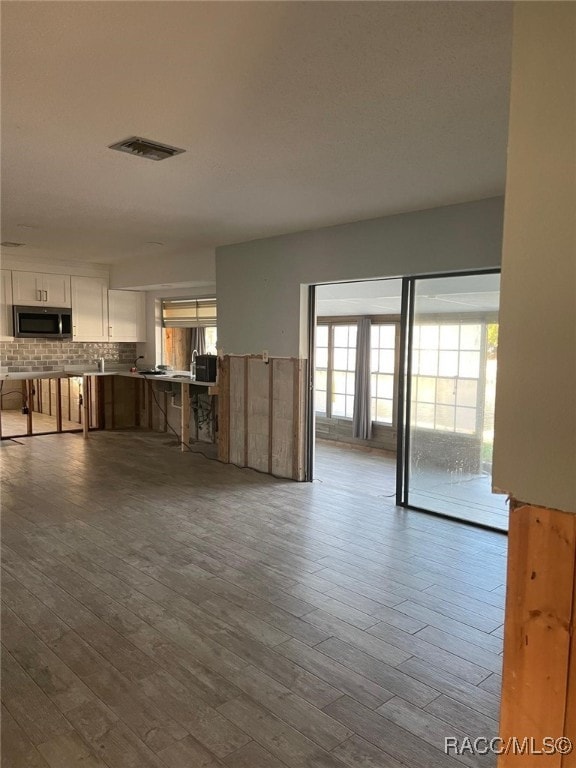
[109,136,185,162]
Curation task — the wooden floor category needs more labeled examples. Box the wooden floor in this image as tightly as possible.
[1,409,81,437]
[1,430,507,768]
[314,440,397,498]
[315,439,509,531]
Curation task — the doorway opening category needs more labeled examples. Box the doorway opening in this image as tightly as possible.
[311,278,402,502]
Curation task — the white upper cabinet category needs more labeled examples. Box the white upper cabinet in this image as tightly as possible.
[12,270,71,307]
[1,269,13,338]
[44,273,71,307]
[7,271,146,343]
[11,271,40,305]
[71,276,108,342]
[108,290,146,342]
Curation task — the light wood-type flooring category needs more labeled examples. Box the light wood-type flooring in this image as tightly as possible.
[314,440,397,499]
[314,439,508,531]
[1,409,81,437]
[1,430,507,767]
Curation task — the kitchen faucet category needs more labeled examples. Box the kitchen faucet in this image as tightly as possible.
[131,355,144,373]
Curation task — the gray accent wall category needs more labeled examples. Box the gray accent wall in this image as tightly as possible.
[216,197,504,358]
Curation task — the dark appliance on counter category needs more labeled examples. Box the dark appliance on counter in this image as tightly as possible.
[195,354,217,382]
[13,305,73,339]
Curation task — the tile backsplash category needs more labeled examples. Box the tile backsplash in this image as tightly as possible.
[0,340,137,372]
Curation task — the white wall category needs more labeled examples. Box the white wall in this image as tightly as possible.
[110,247,215,290]
[1,254,109,280]
[493,4,576,512]
[216,197,504,357]
[110,248,216,364]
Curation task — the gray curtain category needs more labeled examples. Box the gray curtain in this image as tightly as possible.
[191,326,206,356]
[353,318,372,440]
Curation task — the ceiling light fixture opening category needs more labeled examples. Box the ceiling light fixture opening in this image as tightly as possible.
[109,136,185,162]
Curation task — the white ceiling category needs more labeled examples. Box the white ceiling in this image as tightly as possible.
[317,274,500,316]
[1,2,512,265]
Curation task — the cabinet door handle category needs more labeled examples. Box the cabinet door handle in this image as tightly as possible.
[43,290,48,302]
[37,289,42,301]
[109,326,112,337]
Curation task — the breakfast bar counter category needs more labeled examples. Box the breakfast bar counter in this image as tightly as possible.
[0,369,218,449]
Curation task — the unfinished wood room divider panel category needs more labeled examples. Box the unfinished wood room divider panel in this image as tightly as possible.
[227,355,245,467]
[247,357,270,473]
[499,502,576,767]
[218,355,307,481]
[100,375,141,429]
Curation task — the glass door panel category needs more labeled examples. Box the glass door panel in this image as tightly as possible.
[404,272,508,530]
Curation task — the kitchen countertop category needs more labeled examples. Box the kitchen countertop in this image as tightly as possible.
[132,371,218,386]
[0,370,75,381]
[0,369,217,387]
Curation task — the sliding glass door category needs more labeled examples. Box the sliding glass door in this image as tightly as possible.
[398,271,507,530]
[307,271,506,530]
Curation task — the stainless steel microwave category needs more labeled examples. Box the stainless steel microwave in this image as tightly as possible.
[13,305,73,339]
